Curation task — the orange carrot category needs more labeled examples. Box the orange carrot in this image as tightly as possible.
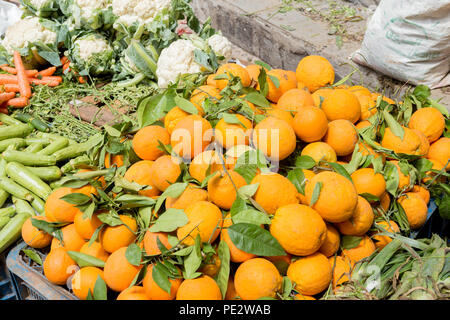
[78,76,86,84]
[29,79,60,87]
[41,76,62,83]
[3,84,20,93]
[6,96,29,108]
[13,51,32,98]
[37,66,56,77]
[62,62,71,73]
[0,92,15,104]
[60,56,69,65]
[0,108,8,115]
[0,65,38,77]
[0,74,19,84]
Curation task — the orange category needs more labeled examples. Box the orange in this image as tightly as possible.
[301,142,337,164]
[190,85,222,115]
[124,160,161,198]
[215,114,253,149]
[356,120,372,130]
[206,73,219,87]
[74,169,106,195]
[224,145,253,170]
[252,116,297,161]
[143,264,182,300]
[245,64,263,83]
[200,253,221,277]
[265,254,292,275]
[411,185,430,205]
[323,120,358,156]
[357,141,385,163]
[261,69,298,103]
[79,241,109,262]
[43,247,77,285]
[104,247,142,292]
[321,89,361,123]
[221,214,257,263]
[336,196,374,236]
[311,88,333,107]
[341,235,376,262]
[276,88,315,113]
[270,204,326,256]
[234,258,282,300]
[166,183,208,210]
[225,277,239,300]
[51,223,86,252]
[21,216,52,249]
[328,256,353,288]
[287,252,332,295]
[381,127,422,155]
[390,160,411,191]
[44,187,83,223]
[117,286,149,300]
[427,137,450,170]
[74,212,102,240]
[296,55,335,92]
[297,82,308,91]
[171,114,213,159]
[348,85,371,98]
[408,107,445,143]
[355,94,377,121]
[372,220,400,249]
[292,106,328,143]
[216,63,251,89]
[132,125,170,161]
[150,155,181,191]
[319,224,340,257]
[251,173,299,214]
[295,294,316,300]
[380,192,391,212]
[297,169,316,205]
[207,170,247,210]
[100,215,137,253]
[265,108,294,127]
[351,168,386,198]
[176,275,222,300]
[398,193,428,229]
[305,171,358,223]
[423,158,446,183]
[104,153,124,169]
[164,107,190,135]
[71,267,104,300]
[413,129,430,156]
[176,201,222,246]
[143,231,172,255]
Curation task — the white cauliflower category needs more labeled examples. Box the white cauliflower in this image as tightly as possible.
[1,17,57,54]
[156,39,203,88]
[74,36,111,61]
[112,0,171,26]
[29,0,50,9]
[75,0,109,20]
[208,34,232,63]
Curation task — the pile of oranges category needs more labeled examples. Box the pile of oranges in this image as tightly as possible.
[21,55,448,300]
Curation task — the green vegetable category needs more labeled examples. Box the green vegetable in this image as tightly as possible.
[25,166,62,182]
[53,133,103,161]
[0,124,33,141]
[37,137,69,155]
[29,192,45,215]
[61,155,91,173]
[6,162,53,200]
[24,138,52,145]
[14,113,50,132]
[0,198,33,254]
[36,132,77,145]
[0,207,16,218]
[0,114,23,125]
[0,138,26,152]
[2,150,57,166]
[0,189,9,208]
[0,176,34,202]
[24,142,45,153]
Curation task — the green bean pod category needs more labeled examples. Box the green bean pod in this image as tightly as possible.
[2,150,57,166]
[6,162,53,200]
[25,166,62,182]
[0,124,33,141]
[37,137,69,156]
[0,176,34,202]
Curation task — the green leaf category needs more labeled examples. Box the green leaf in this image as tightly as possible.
[114,194,156,208]
[326,162,352,182]
[281,276,293,298]
[309,182,323,206]
[184,235,202,279]
[174,95,198,115]
[154,182,188,213]
[257,67,269,97]
[268,75,280,89]
[286,168,306,194]
[254,60,272,71]
[227,223,286,256]
[243,92,271,109]
[231,209,271,225]
[137,92,175,128]
[22,249,42,266]
[215,240,231,299]
[384,161,400,196]
[92,276,108,300]
[230,195,248,216]
[172,246,193,256]
[152,262,172,294]
[295,156,316,169]
[412,85,431,101]
[97,212,124,227]
[341,236,363,250]
[237,183,259,200]
[438,193,450,220]
[66,251,105,268]
[383,110,404,140]
[59,193,91,206]
[360,193,380,203]
[372,156,384,174]
[125,243,142,266]
[104,125,121,137]
[149,209,188,233]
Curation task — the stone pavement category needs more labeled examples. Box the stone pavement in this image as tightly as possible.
[192,0,450,109]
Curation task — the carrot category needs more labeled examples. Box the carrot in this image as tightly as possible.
[78,76,86,84]
[0,74,19,85]
[0,92,15,104]
[62,62,71,73]
[6,97,29,108]
[3,84,20,93]
[0,108,8,115]
[29,79,60,87]
[37,66,56,77]
[60,56,69,65]
[41,76,62,83]
[0,66,38,77]
[13,51,32,99]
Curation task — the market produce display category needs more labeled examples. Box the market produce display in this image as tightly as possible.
[0,0,448,301]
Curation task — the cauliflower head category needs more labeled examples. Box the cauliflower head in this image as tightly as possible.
[74,35,112,62]
[71,34,115,76]
[156,39,203,88]
[208,34,232,63]
[1,17,57,55]
[75,0,109,20]
[112,0,171,26]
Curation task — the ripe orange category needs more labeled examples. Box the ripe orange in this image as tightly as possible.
[296,55,335,92]
[190,85,222,115]
[427,137,450,170]
[150,155,181,192]
[276,88,315,113]
[270,204,327,256]
[372,220,400,249]
[44,187,83,223]
[295,294,316,300]
[292,106,328,143]
[287,252,332,295]
[100,215,138,253]
[262,69,298,103]
[74,212,102,240]
[224,145,253,170]
[171,114,213,159]
[216,63,251,89]
[321,89,361,123]
[328,256,353,288]
[390,160,411,191]
[423,158,446,183]
[351,168,386,199]
[408,107,445,143]
[164,107,190,135]
[319,223,340,257]
[341,236,376,262]
[398,193,428,229]
[305,171,358,223]
[381,127,422,155]
[301,142,337,164]
[215,114,253,149]
[104,153,124,169]
[355,120,372,130]
[51,223,86,252]
[71,267,104,300]
[323,120,358,156]
[21,216,52,249]
[221,214,257,263]
[297,169,316,205]
[265,108,294,127]
[379,192,391,212]
[207,170,247,210]
[143,231,172,255]
[251,173,299,214]
[225,277,239,300]
[413,129,430,156]
[117,286,149,300]
[357,141,385,163]
[411,185,430,205]
[176,201,222,246]
[189,150,222,183]
[79,241,110,262]
[43,247,77,285]
[132,125,170,161]
[143,264,182,300]
[124,160,161,198]
[176,275,222,300]
[336,196,374,236]
[311,88,333,107]
[104,247,142,292]
[165,183,208,210]
[252,116,297,161]
[234,258,282,300]
[246,64,263,83]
